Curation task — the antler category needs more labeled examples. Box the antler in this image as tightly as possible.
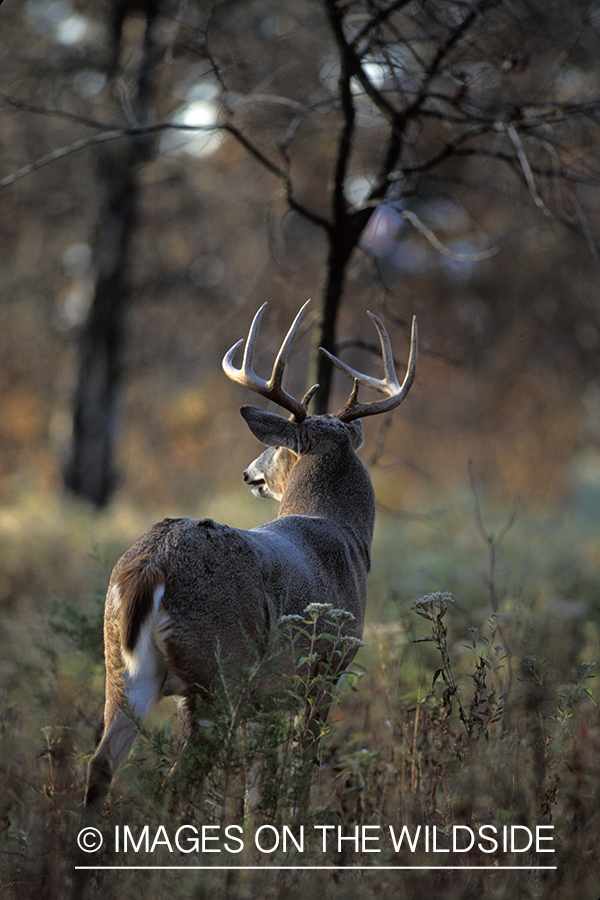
[222,300,317,423]
[321,313,417,422]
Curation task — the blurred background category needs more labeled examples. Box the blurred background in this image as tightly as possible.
[2,0,600,507]
[1,0,599,668]
[0,0,600,624]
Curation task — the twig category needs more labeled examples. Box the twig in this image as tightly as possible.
[400,208,500,261]
[467,458,519,617]
[506,123,554,221]
[466,460,516,732]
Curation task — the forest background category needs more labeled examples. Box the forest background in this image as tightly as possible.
[0,1,599,899]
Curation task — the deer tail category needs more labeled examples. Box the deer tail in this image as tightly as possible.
[115,556,166,671]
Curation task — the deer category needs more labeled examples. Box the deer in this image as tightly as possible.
[84,300,417,811]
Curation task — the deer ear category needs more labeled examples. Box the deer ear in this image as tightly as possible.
[239,406,299,449]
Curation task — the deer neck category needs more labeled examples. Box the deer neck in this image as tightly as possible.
[276,443,376,549]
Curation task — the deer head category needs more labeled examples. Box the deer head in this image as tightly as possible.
[222,301,417,501]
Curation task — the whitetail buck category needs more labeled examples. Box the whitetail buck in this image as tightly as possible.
[84,301,417,809]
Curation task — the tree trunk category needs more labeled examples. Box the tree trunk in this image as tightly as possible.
[63,145,137,506]
[63,0,158,506]
[309,240,354,415]
[309,209,372,415]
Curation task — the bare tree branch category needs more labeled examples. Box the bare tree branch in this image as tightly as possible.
[220,122,332,231]
[506,122,554,220]
[400,209,500,261]
[1,93,118,130]
[0,128,142,189]
[0,111,330,234]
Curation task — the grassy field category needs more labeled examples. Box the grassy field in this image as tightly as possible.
[0,482,598,900]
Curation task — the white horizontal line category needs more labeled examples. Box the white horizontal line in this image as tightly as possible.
[75,865,557,871]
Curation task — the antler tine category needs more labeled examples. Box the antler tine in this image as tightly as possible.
[321,313,417,422]
[222,300,313,422]
[271,299,311,384]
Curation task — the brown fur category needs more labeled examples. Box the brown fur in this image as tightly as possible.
[116,555,165,656]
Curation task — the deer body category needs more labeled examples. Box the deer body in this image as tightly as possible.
[85,304,416,809]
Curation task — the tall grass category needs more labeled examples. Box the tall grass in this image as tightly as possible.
[0,487,598,900]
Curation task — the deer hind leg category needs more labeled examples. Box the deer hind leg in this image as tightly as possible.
[85,588,168,808]
[85,666,166,807]
[290,681,333,820]
[85,712,138,809]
